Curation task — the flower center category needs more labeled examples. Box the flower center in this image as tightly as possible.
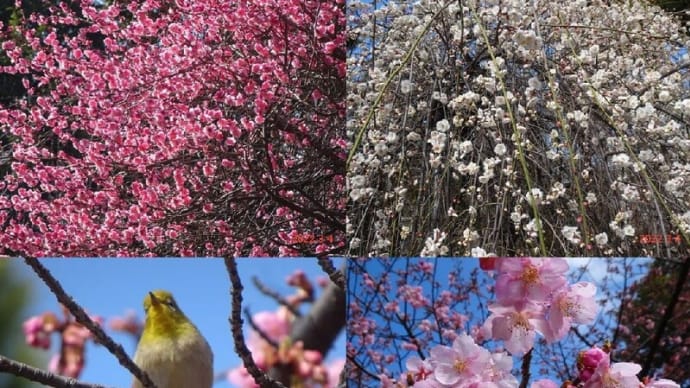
[559,297,577,317]
[454,359,466,373]
[602,371,622,388]
[512,311,530,329]
[520,265,539,285]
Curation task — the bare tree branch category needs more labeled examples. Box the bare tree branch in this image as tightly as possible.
[0,355,111,388]
[22,257,156,388]
[224,257,287,388]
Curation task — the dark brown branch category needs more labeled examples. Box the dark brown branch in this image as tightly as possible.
[519,348,533,388]
[0,355,111,388]
[224,257,287,388]
[22,257,156,388]
[317,256,345,291]
[285,278,345,355]
[640,257,690,377]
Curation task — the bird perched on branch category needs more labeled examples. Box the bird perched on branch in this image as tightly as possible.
[132,290,213,388]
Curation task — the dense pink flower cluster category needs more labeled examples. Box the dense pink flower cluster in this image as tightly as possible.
[483,258,597,355]
[0,0,345,257]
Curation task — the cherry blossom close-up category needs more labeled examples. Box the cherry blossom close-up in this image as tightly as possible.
[346,257,689,388]
[2,0,690,387]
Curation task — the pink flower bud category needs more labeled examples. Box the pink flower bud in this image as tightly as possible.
[578,347,609,382]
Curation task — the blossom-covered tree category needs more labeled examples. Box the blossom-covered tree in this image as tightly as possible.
[347,0,690,257]
[345,257,685,387]
[0,0,346,257]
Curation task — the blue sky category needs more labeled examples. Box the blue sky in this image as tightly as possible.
[7,257,346,388]
[349,257,654,385]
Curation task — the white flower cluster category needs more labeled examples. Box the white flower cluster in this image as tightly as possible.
[347,0,690,256]
[420,229,449,257]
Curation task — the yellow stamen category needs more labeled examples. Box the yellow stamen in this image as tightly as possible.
[454,359,466,373]
[520,265,539,284]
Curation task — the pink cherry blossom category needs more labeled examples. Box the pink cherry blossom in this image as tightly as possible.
[645,379,681,388]
[325,359,345,388]
[406,356,435,382]
[531,379,560,388]
[227,366,260,388]
[23,315,52,349]
[482,302,549,356]
[495,258,569,304]
[480,352,517,387]
[546,282,598,342]
[578,347,609,383]
[584,361,641,388]
[428,333,491,386]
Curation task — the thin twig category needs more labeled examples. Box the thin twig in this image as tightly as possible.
[22,257,156,388]
[224,257,287,388]
[251,276,302,318]
[0,355,112,388]
[243,307,280,348]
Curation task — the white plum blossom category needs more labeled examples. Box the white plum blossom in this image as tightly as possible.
[561,226,581,245]
[421,229,448,257]
[658,90,672,103]
[673,99,690,116]
[435,119,450,132]
[664,178,684,196]
[610,154,631,168]
[595,233,608,247]
[400,79,414,94]
[494,143,507,156]
[514,29,541,50]
[470,247,488,257]
[428,131,447,154]
[525,188,544,206]
[620,184,640,202]
[347,0,690,257]
[407,132,422,142]
[623,225,635,237]
[547,182,566,201]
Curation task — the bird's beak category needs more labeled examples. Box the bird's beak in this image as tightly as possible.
[149,292,159,305]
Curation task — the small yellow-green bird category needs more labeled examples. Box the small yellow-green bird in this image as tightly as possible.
[132,290,213,388]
